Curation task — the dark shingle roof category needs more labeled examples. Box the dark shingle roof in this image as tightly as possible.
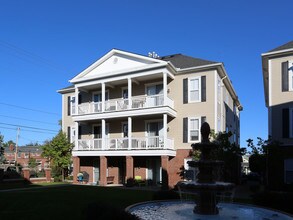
[160,54,218,69]
[268,40,293,52]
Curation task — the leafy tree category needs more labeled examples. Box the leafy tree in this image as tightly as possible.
[28,158,38,169]
[211,131,246,183]
[42,131,73,181]
[3,140,16,148]
[0,133,5,163]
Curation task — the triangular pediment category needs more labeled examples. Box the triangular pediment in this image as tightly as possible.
[70,49,166,83]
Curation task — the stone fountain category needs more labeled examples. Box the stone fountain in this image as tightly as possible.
[177,122,234,215]
[126,122,293,220]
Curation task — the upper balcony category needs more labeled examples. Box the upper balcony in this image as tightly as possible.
[72,94,174,116]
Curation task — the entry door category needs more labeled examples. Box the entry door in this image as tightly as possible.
[146,84,163,106]
[93,92,109,112]
[93,125,109,149]
[147,121,163,148]
[147,159,161,186]
[93,159,100,184]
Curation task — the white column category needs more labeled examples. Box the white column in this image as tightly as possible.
[128,117,132,150]
[128,78,132,109]
[102,82,105,112]
[163,114,167,149]
[102,119,106,150]
[163,72,167,105]
[75,122,79,151]
[75,87,79,115]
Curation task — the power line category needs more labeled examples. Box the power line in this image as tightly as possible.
[0,40,70,73]
[0,122,59,133]
[0,114,58,125]
[0,102,60,116]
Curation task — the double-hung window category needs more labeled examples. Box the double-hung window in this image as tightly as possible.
[188,117,200,142]
[282,60,293,92]
[188,77,201,102]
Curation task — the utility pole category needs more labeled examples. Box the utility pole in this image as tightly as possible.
[14,127,20,165]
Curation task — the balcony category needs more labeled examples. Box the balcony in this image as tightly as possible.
[76,136,174,151]
[72,94,174,116]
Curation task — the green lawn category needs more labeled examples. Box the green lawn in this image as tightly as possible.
[0,185,155,220]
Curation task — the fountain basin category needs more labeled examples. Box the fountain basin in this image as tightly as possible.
[126,201,293,220]
[177,181,234,191]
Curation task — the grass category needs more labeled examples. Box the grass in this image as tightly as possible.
[0,185,155,220]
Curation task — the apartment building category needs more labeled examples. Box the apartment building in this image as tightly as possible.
[58,49,242,188]
[262,41,293,187]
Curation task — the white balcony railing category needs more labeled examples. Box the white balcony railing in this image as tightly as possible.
[76,136,174,151]
[73,94,174,115]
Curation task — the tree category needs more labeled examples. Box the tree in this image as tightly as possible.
[42,131,73,181]
[247,137,281,187]
[0,133,5,163]
[211,131,246,183]
[3,140,16,148]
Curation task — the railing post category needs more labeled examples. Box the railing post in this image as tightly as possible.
[128,78,132,109]
[163,72,167,106]
[128,117,132,150]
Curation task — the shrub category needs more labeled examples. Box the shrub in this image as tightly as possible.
[54,175,62,182]
[125,178,135,187]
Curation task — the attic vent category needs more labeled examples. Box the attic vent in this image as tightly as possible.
[113,57,118,64]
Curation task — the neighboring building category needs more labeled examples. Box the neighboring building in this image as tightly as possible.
[262,41,293,188]
[58,49,242,187]
[4,146,47,170]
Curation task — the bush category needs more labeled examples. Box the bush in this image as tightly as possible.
[125,178,135,187]
[37,169,45,177]
[152,190,180,200]
[252,191,293,214]
[54,175,62,182]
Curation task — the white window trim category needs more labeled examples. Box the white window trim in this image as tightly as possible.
[70,126,76,143]
[188,117,201,143]
[289,60,293,91]
[188,76,201,103]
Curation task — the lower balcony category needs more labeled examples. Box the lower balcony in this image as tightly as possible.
[76,136,174,151]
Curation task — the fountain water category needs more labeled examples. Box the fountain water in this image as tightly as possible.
[126,123,293,220]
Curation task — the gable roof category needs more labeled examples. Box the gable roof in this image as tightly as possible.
[268,40,293,53]
[160,54,218,69]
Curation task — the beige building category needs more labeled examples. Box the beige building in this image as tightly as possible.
[262,41,293,186]
[58,49,242,187]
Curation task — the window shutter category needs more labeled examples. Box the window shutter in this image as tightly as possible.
[201,76,206,102]
[183,78,188,104]
[67,96,71,116]
[183,117,188,143]
[282,61,289,92]
[282,108,289,138]
[67,127,71,141]
[78,126,82,139]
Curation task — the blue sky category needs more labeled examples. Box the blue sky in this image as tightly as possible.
[0,0,292,148]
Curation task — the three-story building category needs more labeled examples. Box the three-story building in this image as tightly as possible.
[58,49,242,187]
[262,41,293,187]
